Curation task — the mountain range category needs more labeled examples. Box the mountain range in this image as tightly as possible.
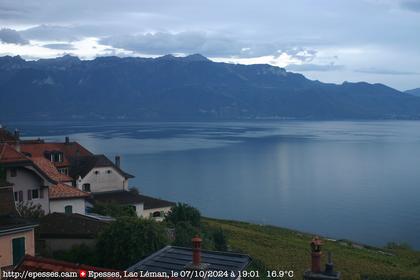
[1,54,420,120]
[405,88,420,97]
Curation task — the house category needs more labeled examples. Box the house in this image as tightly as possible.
[20,137,93,177]
[91,190,175,220]
[127,236,252,280]
[1,143,90,215]
[69,155,134,193]
[0,143,50,213]
[0,186,38,269]
[37,212,111,254]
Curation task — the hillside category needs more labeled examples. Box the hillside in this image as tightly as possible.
[1,55,420,120]
[406,88,420,97]
[204,218,420,280]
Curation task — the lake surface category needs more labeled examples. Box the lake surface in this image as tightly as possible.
[8,120,420,249]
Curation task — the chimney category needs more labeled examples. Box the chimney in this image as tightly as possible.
[192,236,202,266]
[115,155,121,168]
[303,237,341,280]
[14,129,21,152]
[311,236,322,273]
[65,136,70,144]
[184,236,209,279]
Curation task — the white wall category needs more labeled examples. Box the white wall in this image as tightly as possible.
[7,167,50,213]
[50,198,86,215]
[77,167,128,193]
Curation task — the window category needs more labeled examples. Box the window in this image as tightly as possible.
[64,205,73,214]
[14,192,18,202]
[152,211,162,218]
[82,183,91,192]
[27,189,39,200]
[94,170,99,175]
[12,237,25,265]
[10,168,17,177]
[50,152,63,163]
[107,170,112,174]
[18,191,23,202]
[58,168,68,175]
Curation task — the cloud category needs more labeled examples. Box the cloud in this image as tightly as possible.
[20,25,84,42]
[286,63,344,72]
[400,0,420,12]
[355,67,419,75]
[42,43,75,50]
[0,28,28,44]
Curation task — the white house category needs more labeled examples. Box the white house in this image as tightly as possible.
[70,155,134,193]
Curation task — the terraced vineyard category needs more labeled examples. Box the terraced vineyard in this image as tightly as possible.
[203,218,420,280]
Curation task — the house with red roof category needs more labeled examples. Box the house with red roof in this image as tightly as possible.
[0,143,90,215]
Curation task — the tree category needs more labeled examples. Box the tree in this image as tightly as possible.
[96,217,168,269]
[165,203,201,227]
[91,202,136,218]
[173,221,198,247]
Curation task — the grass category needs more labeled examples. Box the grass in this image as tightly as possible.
[203,218,420,280]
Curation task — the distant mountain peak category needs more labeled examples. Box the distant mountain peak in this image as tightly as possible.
[184,54,210,62]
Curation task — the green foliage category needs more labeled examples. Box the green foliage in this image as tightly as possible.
[16,201,45,219]
[53,243,98,266]
[203,218,420,280]
[96,217,168,269]
[91,202,136,218]
[173,221,198,247]
[212,228,228,251]
[165,203,201,227]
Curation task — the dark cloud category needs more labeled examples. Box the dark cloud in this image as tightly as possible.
[400,0,420,12]
[355,68,419,75]
[0,28,28,44]
[101,31,248,57]
[286,63,344,72]
[20,25,85,41]
[42,43,75,50]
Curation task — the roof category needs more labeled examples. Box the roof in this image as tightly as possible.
[69,154,134,179]
[127,246,252,279]
[0,143,31,165]
[38,213,110,239]
[20,141,93,167]
[0,127,18,144]
[13,255,121,280]
[31,157,73,182]
[0,187,38,234]
[92,190,175,210]
[49,183,90,200]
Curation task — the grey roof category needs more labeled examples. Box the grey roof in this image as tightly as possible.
[68,154,134,179]
[92,190,175,210]
[127,246,251,279]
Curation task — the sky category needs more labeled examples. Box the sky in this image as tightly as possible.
[0,0,419,91]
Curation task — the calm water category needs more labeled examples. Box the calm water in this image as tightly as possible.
[8,120,420,249]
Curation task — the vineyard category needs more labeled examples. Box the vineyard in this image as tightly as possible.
[203,218,420,280]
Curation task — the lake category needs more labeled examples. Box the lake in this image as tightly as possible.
[8,120,420,249]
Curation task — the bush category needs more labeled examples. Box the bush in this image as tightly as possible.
[212,228,228,251]
[165,203,201,227]
[96,217,168,269]
[16,201,45,219]
[53,243,98,266]
[173,221,198,247]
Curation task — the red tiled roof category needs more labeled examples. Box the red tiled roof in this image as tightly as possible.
[31,157,73,182]
[20,142,93,167]
[49,183,90,200]
[0,143,30,164]
[14,255,121,280]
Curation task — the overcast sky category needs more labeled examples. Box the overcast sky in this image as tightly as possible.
[0,0,419,90]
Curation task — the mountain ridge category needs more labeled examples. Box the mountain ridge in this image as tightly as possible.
[1,54,419,121]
